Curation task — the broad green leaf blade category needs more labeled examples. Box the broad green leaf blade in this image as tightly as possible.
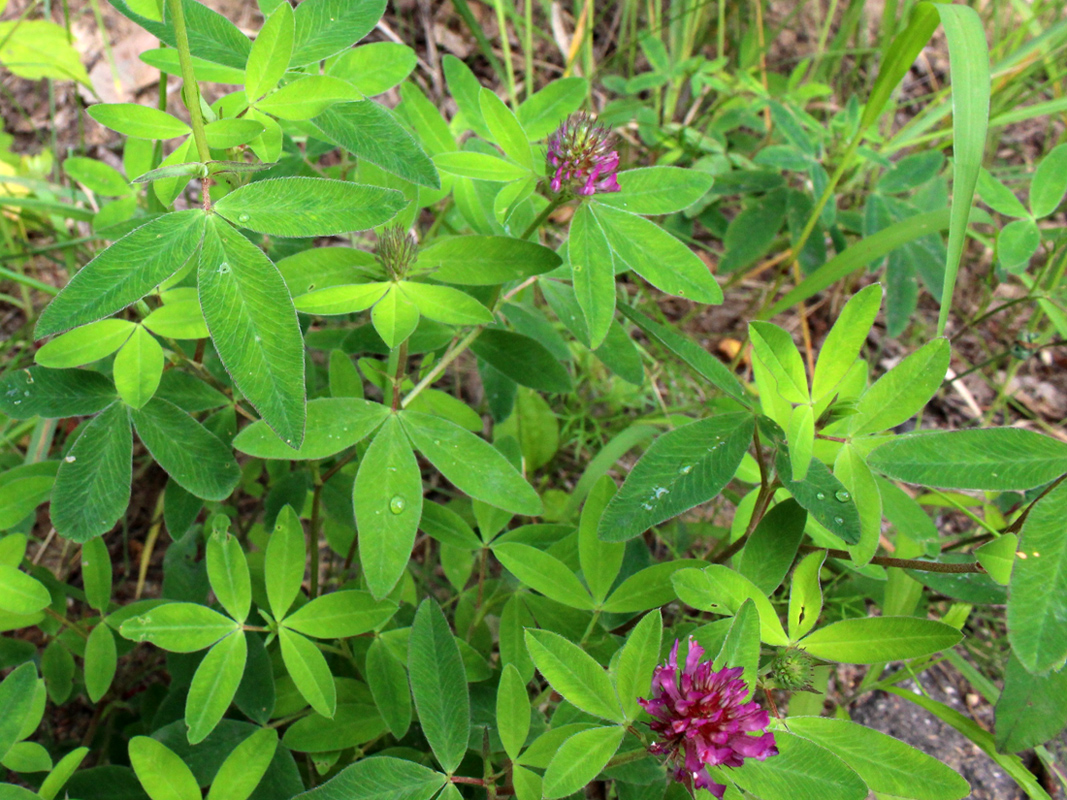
[750,321,808,403]
[850,337,949,435]
[730,730,867,800]
[109,0,250,70]
[206,531,251,624]
[0,366,116,419]
[598,413,754,542]
[569,203,616,349]
[593,204,722,304]
[868,428,1067,491]
[205,728,278,800]
[279,628,336,718]
[738,499,807,595]
[798,616,963,663]
[37,210,205,337]
[975,532,1016,586]
[51,402,132,543]
[215,178,405,237]
[366,637,412,739]
[496,663,531,760]
[292,756,446,800]
[932,2,990,336]
[265,505,306,621]
[789,550,825,641]
[493,542,594,610]
[312,101,440,188]
[284,590,397,639]
[479,88,534,170]
[976,168,1028,218]
[995,654,1067,753]
[371,285,420,349]
[862,5,939,131]
[470,329,572,393]
[811,284,882,402]
[524,629,623,722]
[0,565,49,614]
[354,416,423,600]
[87,104,190,140]
[516,76,587,139]
[185,630,247,745]
[36,319,135,369]
[399,410,541,515]
[595,167,714,215]
[543,726,625,800]
[613,610,662,722]
[418,235,562,285]
[672,565,789,646]
[328,41,416,96]
[715,599,761,688]
[37,746,89,800]
[1030,143,1067,218]
[234,398,389,460]
[289,0,386,66]
[787,716,969,800]
[578,476,624,605]
[399,283,493,326]
[199,217,306,447]
[119,602,238,652]
[787,404,814,481]
[408,599,470,773]
[244,1,293,101]
[255,74,361,120]
[81,536,113,613]
[1008,478,1067,674]
[128,736,201,800]
[142,299,209,340]
[433,152,530,182]
[602,559,705,613]
[84,623,117,703]
[294,282,390,316]
[0,663,37,759]
[130,397,240,501]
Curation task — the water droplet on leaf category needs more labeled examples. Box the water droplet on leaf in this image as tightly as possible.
[218,262,230,274]
[835,490,850,502]
[389,496,406,514]
[679,465,692,475]
[834,516,844,525]
[238,213,250,222]
[815,492,825,501]
[65,455,76,463]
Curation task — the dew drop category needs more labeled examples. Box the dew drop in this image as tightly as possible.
[835,490,850,502]
[23,390,29,396]
[389,495,406,514]
[815,492,825,501]
[834,516,844,525]
[12,400,20,405]
[218,262,231,274]
[679,465,692,475]
[653,487,669,498]
[23,372,33,384]
[65,455,76,463]
[238,213,250,223]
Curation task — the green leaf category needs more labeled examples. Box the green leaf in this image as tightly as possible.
[399,410,541,515]
[470,329,572,393]
[206,531,251,624]
[593,204,722,304]
[279,627,336,718]
[496,663,530,760]
[185,630,247,745]
[328,42,416,96]
[598,413,754,542]
[0,663,37,759]
[997,217,1041,273]
[932,2,989,336]
[399,83,456,156]
[730,730,867,800]
[787,716,969,800]
[109,0,250,70]
[265,505,306,621]
[205,728,278,800]
[798,616,963,663]
[130,397,240,501]
[613,610,661,721]
[64,156,132,196]
[128,736,201,800]
[516,77,587,139]
[578,476,624,605]
[51,402,132,543]
[595,167,713,215]
[524,629,623,722]
[199,217,306,447]
[0,366,116,419]
[602,559,704,613]
[420,235,562,285]
[290,0,386,66]
[750,321,808,403]
[569,203,616,349]
[203,119,265,149]
[313,101,440,188]
[1008,478,1067,674]
[294,282,390,316]
[37,746,88,800]
[408,599,469,772]
[787,404,815,481]
[119,602,238,652]
[142,299,209,339]
[256,75,361,120]
[975,533,1016,586]
[234,398,388,460]
[433,151,531,182]
[995,654,1067,753]
[87,104,190,140]
[244,1,293,101]
[0,566,50,615]
[399,283,493,326]
[493,542,594,610]
[479,88,534,169]
[788,550,825,641]
[976,168,1028,217]
[216,177,404,237]
[738,499,807,595]
[81,537,112,613]
[284,591,397,639]
[850,337,949,435]
[672,565,789,645]
[293,756,446,800]
[366,638,411,739]
[835,445,882,567]
[811,284,882,402]
[371,286,420,349]
[36,319,135,368]
[354,416,422,600]
[862,5,938,131]
[1030,143,1067,218]
[543,726,625,800]
[2,740,52,773]
[442,55,491,139]
[868,427,1067,491]
[84,623,117,703]
[715,599,761,688]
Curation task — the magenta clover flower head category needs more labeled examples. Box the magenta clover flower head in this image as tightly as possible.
[546,111,621,196]
[638,638,778,798]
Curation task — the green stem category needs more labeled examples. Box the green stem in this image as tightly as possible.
[521,196,565,240]
[797,545,987,573]
[165,0,212,165]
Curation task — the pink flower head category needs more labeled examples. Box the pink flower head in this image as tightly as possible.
[546,112,621,196]
[638,638,778,798]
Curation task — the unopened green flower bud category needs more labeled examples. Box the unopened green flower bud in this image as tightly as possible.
[769,647,815,691]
